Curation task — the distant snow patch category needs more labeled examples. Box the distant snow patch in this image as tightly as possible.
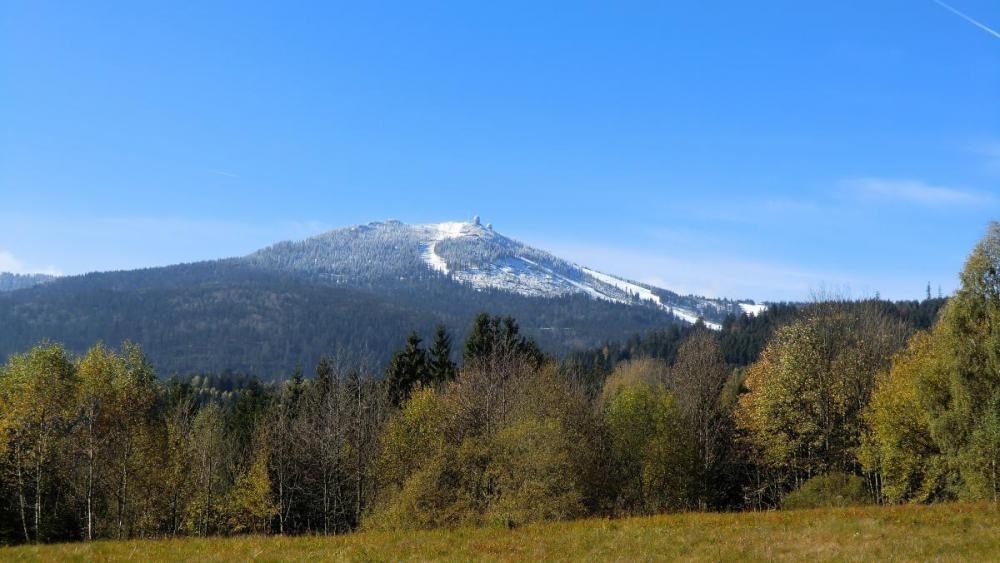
[739,303,767,316]
[582,267,663,307]
[582,267,721,330]
[422,221,474,275]
[409,219,736,330]
[668,307,722,330]
[522,258,608,300]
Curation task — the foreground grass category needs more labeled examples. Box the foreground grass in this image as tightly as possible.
[3,502,998,562]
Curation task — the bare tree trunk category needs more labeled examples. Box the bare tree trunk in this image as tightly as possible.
[117,438,131,539]
[355,380,362,524]
[87,437,94,541]
[278,469,285,535]
[323,472,329,535]
[16,448,29,543]
[205,456,214,537]
[35,450,42,543]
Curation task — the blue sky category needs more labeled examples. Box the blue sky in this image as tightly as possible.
[1,1,997,301]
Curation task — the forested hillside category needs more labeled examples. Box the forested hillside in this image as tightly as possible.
[0,253,946,380]
[0,220,754,377]
[0,273,54,292]
[0,261,682,376]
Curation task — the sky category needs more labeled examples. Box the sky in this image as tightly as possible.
[1,1,998,301]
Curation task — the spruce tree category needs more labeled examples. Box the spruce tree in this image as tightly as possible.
[463,313,543,368]
[288,366,305,409]
[463,313,496,364]
[427,323,457,384]
[315,356,333,395]
[385,331,429,405]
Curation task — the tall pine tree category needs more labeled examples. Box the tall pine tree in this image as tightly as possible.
[463,313,543,368]
[384,331,429,405]
[427,323,457,384]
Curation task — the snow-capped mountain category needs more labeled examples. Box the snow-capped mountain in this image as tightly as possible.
[0,217,768,376]
[245,217,762,329]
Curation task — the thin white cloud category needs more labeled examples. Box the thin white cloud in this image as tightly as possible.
[0,250,61,276]
[526,240,863,302]
[932,0,1000,39]
[0,250,24,273]
[846,177,993,206]
[208,169,240,179]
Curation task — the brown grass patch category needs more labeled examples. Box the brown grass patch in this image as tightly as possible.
[3,502,997,561]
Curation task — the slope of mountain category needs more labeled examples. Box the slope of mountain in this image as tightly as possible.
[0,219,763,376]
[245,218,753,329]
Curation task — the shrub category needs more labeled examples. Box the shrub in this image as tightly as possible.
[604,381,694,514]
[781,472,873,510]
[487,416,585,527]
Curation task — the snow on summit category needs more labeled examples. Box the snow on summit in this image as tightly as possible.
[246,217,758,329]
[421,220,479,275]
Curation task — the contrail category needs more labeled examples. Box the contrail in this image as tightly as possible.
[933,0,1000,39]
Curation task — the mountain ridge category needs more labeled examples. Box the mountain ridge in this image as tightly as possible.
[0,218,765,375]
[243,217,761,328]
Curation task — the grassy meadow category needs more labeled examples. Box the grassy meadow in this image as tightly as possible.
[3,502,997,562]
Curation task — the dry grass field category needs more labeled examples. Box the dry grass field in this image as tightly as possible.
[3,502,998,562]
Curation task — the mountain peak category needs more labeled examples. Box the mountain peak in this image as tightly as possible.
[245,218,752,329]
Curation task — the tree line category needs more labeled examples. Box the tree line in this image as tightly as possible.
[3,223,999,545]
